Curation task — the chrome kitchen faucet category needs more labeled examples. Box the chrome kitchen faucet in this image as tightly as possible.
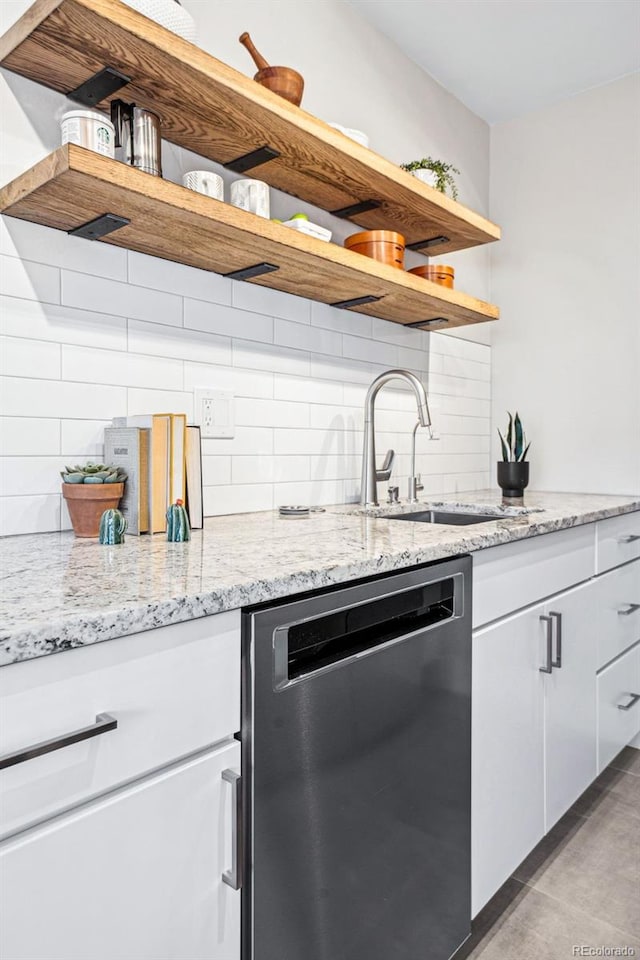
[360,369,431,507]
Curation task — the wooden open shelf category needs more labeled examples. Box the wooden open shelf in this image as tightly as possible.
[0,146,498,330]
[0,0,501,256]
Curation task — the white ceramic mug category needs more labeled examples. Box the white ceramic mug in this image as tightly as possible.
[182,170,224,200]
[230,178,270,218]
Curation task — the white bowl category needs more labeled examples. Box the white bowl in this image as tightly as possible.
[328,123,370,149]
[120,0,197,42]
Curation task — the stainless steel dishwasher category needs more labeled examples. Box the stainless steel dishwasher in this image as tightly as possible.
[242,555,472,960]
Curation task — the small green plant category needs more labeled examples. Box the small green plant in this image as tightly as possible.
[498,413,530,463]
[60,462,128,484]
[400,156,460,199]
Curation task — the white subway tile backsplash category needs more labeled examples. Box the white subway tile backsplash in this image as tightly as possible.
[274,317,342,355]
[0,221,490,532]
[232,282,311,324]
[128,251,232,304]
[0,494,61,536]
[128,318,231,366]
[233,339,310,377]
[61,420,109,458]
[62,271,183,327]
[235,397,309,429]
[184,362,273,399]
[0,417,60,457]
[0,255,60,304]
[61,345,183,391]
[0,456,63,496]
[1,377,126,420]
[0,219,127,281]
[342,333,397,366]
[127,387,193,420]
[204,482,274,516]
[0,296,128,351]
[311,301,372,339]
[201,426,273,457]
[185,298,273,343]
[0,335,61,379]
[202,456,232,486]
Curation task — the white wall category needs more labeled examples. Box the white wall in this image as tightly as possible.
[490,74,640,495]
[0,0,493,535]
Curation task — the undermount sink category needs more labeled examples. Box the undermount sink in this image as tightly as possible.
[388,510,500,526]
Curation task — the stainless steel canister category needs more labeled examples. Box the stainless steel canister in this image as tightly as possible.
[111,100,162,177]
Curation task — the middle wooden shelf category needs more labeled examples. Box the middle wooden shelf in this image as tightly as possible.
[0,145,499,331]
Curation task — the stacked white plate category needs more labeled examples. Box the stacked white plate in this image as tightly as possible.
[120,0,197,42]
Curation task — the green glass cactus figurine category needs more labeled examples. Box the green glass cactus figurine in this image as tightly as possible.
[167,499,190,542]
[99,508,127,545]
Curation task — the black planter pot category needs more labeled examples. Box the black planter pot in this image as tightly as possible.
[497,461,530,499]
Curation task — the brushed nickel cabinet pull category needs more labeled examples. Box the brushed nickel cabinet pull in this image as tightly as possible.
[539,615,553,674]
[618,603,640,617]
[222,768,243,890]
[617,693,640,712]
[618,535,640,544]
[549,611,562,668]
[0,713,117,770]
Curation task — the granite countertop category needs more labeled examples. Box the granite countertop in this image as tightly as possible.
[1,490,639,667]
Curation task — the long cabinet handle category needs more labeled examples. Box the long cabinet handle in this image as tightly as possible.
[539,615,553,674]
[0,713,117,771]
[222,768,243,891]
[618,603,640,617]
[549,611,562,668]
[617,692,640,711]
[618,534,640,544]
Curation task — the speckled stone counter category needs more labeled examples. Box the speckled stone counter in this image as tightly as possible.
[1,490,639,666]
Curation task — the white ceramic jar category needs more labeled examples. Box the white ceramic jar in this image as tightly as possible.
[183,171,224,200]
[60,110,115,158]
[411,168,439,189]
[120,0,197,42]
[230,179,270,219]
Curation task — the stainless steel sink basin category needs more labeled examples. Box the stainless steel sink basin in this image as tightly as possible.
[388,510,499,526]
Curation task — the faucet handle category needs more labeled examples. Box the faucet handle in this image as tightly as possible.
[376,449,395,482]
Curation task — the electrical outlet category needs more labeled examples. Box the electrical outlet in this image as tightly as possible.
[194,389,235,439]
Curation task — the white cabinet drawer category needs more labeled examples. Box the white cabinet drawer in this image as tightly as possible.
[596,512,640,573]
[595,560,640,668]
[0,611,240,838]
[597,643,640,772]
[472,524,595,628]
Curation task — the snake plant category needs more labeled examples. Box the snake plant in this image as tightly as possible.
[498,413,530,463]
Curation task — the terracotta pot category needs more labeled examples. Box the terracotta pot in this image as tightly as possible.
[345,230,406,269]
[254,67,304,106]
[408,264,455,288]
[63,482,124,538]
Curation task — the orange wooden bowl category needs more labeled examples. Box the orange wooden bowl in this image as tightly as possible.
[345,230,406,269]
[254,67,304,106]
[409,264,455,288]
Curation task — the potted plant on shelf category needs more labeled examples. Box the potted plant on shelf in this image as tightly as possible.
[400,157,460,199]
[497,412,530,499]
[61,462,128,538]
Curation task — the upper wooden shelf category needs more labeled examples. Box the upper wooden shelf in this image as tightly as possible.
[0,145,498,331]
[0,0,501,256]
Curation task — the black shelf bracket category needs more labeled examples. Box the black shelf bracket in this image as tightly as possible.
[224,262,279,282]
[68,213,130,241]
[331,295,382,310]
[406,235,450,252]
[406,317,450,329]
[330,199,381,220]
[68,67,131,107]
[224,146,280,174]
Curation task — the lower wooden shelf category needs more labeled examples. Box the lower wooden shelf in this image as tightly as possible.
[0,146,499,331]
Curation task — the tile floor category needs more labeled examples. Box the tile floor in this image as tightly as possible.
[458,746,640,960]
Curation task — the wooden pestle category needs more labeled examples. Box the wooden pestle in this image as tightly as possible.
[239,33,271,72]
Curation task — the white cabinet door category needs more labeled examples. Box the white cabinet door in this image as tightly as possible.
[472,603,546,916]
[0,740,241,960]
[542,581,598,830]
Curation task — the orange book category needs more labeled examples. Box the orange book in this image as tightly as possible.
[113,414,171,533]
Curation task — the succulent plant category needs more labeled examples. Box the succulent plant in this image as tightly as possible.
[498,413,530,463]
[400,157,460,199]
[60,462,128,484]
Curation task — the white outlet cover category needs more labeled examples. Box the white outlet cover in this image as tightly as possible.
[194,388,235,439]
